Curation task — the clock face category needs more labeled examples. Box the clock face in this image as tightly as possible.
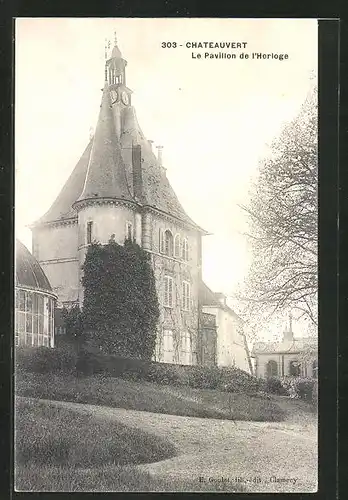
[121,91,129,105]
[110,90,118,104]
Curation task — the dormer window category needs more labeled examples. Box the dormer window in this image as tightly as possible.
[174,234,181,258]
[86,221,93,244]
[182,238,189,261]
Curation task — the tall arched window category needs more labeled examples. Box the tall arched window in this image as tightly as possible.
[266,360,278,377]
[159,228,164,253]
[174,234,181,258]
[87,221,93,244]
[182,238,189,261]
[164,229,173,257]
[289,360,301,377]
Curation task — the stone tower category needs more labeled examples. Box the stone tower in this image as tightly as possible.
[31,35,207,365]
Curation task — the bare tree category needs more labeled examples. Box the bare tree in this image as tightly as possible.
[238,85,318,332]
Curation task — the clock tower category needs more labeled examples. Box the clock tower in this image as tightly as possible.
[105,33,132,105]
[104,33,132,140]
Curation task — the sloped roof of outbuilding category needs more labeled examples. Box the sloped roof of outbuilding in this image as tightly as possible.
[199,281,242,320]
[252,337,318,355]
[15,239,55,295]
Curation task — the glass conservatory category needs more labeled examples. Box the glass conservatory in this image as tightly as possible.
[15,240,56,347]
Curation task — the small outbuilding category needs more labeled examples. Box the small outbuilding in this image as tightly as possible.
[15,239,57,347]
[251,316,318,379]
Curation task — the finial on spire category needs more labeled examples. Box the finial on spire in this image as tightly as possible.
[114,30,117,46]
[156,145,163,166]
[289,311,293,333]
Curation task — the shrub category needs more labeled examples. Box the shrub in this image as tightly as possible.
[81,240,159,359]
[15,346,77,374]
[145,362,184,386]
[185,365,222,389]
[265,377,289,395]
[292,377,316,402]
[17,344,264,395]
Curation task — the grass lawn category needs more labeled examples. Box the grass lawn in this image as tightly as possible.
[15,398,243,492]
[15,397,176,468]
[16,463,244,492]
[15,369,285,422]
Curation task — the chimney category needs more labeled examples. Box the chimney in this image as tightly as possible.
[215,293,226,307]
[156,145,167,174]
[148,140,154,151]
[156,145,163,166]
[132,143,143,201]
[283,312,294,342]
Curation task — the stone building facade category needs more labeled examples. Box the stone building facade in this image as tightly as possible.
[30,36,251,371]
[251,317,318,379]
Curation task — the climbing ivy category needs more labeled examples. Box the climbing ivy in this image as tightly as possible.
[81,238,159,359]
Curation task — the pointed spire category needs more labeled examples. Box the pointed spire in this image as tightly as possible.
[283,311,294,342]
[75,84,133,204]
[111,30,122,59]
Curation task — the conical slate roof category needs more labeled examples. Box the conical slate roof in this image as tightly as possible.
[32,49,205,232]
[76,84,133,203]
[16,239,54,294]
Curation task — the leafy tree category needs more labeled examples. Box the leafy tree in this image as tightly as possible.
[81,238,159,359]
[239,85,318,333]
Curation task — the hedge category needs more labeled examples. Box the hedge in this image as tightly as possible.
[15,346,263,394]
[15,346,77,374]
[264,375,318,403]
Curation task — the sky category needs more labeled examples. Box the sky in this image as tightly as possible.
[15,18,318,339]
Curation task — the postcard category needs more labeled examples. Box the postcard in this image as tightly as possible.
[14,17,319,493]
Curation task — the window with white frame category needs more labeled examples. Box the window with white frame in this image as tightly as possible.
[164,275,174,308]
[15,289,54,348]
[180,332,191,365]
[182,238,189,261]
[87,221,93,244]
[162,329,174,363]
[126,221,134,240]
[174,233,181,258]
[182,281,191,311]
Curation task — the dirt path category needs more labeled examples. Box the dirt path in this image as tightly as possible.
[23,396,317,493]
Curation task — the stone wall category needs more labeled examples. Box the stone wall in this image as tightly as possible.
[32,222,80,306]
[148,211,202,365]
[202,305,251,372]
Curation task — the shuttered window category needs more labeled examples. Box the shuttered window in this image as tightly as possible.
[182,238,189,261]
[174,234,181,258]
[163,330,174,363]
[182,281,191,311]
[87,221,93,244]
[164,275,174,308]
